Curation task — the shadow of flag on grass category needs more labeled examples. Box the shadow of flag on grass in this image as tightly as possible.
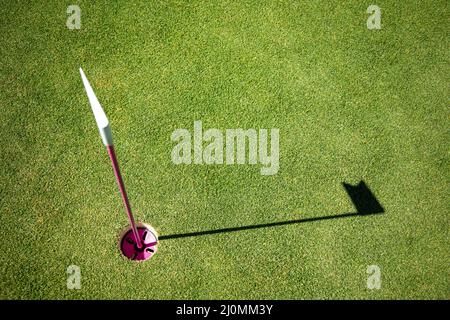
[159,180,384,240]
[342,181,384,215]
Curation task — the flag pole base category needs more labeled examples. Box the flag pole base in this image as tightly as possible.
[119,223,158,261]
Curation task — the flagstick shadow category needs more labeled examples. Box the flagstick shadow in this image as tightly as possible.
[160,212,367,241]
[158,180,385,241]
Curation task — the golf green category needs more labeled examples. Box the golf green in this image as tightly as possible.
[0,1,448,299]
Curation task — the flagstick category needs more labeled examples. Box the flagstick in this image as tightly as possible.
[107,145,143,249]
[80,67,143,250]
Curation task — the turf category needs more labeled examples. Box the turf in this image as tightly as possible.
[0,0,448,299]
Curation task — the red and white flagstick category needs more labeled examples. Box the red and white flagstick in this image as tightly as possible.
[106,146,143,249]
[80,68,157,261]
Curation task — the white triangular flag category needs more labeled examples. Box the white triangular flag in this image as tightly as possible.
[80,67,113,146]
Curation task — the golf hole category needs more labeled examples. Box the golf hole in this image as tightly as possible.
[119,223,158,261]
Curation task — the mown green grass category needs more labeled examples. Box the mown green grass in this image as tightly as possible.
[0,0,448,299]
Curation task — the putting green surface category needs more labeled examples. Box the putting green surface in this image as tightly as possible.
[0,1,448,299]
